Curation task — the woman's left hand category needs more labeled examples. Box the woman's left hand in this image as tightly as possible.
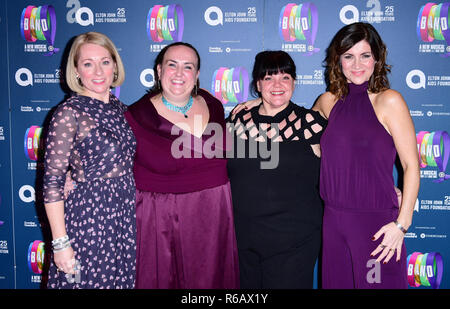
[370,222,405,264]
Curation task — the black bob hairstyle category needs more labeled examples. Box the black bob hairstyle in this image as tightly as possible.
[250,50,296,97]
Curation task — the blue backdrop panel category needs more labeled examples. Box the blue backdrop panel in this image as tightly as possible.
[0,0,16,289]
[0,0,448,289]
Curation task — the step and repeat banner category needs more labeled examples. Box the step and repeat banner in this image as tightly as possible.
[0,0,448,289]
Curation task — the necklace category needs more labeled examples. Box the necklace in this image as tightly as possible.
[161,95,193,118]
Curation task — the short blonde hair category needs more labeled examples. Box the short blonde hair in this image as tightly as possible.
[66,32,125,94]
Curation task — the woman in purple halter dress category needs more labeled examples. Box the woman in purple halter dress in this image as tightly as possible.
[313,22,420,288]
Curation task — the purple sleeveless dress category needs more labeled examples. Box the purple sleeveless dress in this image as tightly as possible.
[320,82,407,289]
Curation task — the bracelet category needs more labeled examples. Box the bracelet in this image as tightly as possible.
[53,243,71,252]
[52,235,69,246]
[394,220,408,234]
[52,235,71,252]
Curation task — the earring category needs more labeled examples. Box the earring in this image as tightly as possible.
[193,84,198,96]
[76,74,83,86]
[113,72,118,82]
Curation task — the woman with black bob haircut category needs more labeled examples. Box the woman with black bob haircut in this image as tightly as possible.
[227,50,327,288]
[250,50,297,97]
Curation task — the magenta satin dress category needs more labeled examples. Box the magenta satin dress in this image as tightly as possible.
[124,89,239,289]
[320,82,408,289]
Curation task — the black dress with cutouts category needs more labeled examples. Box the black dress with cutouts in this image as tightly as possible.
[226,102,327,288]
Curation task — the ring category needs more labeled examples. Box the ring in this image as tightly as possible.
[380,244,387,249]
[390,248,395,251]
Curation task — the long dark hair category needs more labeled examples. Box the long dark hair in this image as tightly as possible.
[324,22,390,99]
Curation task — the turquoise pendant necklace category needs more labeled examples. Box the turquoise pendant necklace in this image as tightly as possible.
[161,95,193,118]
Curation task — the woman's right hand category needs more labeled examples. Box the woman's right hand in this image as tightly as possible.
[231,98,262,114]
[54,246,77,274]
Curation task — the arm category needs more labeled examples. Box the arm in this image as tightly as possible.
[311,92,337,120]
[230,97,262,115]
[44,200,76,274]
[43,104,78,274]
[371,90,420,263]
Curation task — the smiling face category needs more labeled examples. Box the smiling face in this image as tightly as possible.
[257,71,295,114]
[340,40,376,85]
[157,45,200,104]
[76,43,116,102]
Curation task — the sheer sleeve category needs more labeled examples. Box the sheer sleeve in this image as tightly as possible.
[43,103,78,203]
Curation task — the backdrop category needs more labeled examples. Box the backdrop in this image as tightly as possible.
[0,0,448,289]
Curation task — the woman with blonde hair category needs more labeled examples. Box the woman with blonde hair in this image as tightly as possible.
[44,32,136,288]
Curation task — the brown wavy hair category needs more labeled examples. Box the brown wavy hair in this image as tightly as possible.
[324,22,391,99]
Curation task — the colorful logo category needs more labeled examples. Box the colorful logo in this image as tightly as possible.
[416,130,449,182]
[278,2,319,54]
[20,5,58,56]
[417,2,450,56]
[407,252,443,289]
[147,4,184,42]
[28,240,45,274]
[24,126,43,161]
[211,67,249,104]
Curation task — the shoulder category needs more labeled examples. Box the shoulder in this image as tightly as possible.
[374,88,404,103]
[55,95,82,113]
[312,91,338,119]
[373,88,408,112]
[110,94,128,112]
[124,93,161,131]
[48,96,83,125]
[372,89,412,132]
[198,88,223,110]
[197,88,225,122]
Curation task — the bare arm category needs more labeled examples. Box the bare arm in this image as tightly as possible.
[382,90,420,230]
[371,90,420,263]
[311,92,337,119]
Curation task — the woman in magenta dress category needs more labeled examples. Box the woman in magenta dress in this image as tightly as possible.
[124,42,239,289]
[313,22,420,288]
